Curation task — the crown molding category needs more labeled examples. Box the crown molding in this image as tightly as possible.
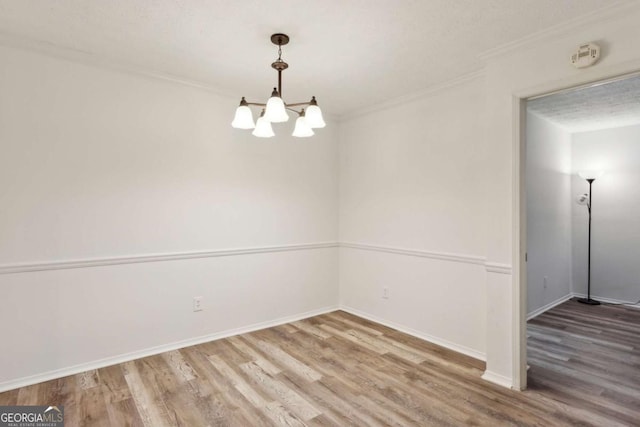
[0,242,339,275]
[478,1,640,61]
[2,2,636,124]
[0,31,342,123]
[0,31,238,99]
[339,69,485,122]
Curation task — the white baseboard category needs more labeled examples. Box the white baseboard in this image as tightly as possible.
[526,292,640,321]
[0,305,339,393]
[339,305,486,362]
[3,303,509,393]
[481,371,513,389]
[527,294,573,320]
[571,292,640,308]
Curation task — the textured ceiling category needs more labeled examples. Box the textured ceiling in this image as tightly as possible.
[528,74,640,133]
[0,0,633,116]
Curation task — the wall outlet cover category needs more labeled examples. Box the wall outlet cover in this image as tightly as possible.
[193,296,203,312]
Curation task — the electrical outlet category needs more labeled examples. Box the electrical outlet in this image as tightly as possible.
[382,288,389,299]
[543,276,548,289]
[193,296,203,312]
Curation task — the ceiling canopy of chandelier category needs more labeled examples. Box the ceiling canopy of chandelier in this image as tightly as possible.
[231,33,326,138]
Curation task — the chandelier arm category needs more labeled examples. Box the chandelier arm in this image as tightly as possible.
[285,107,303,115]
[285,101,312,107]
[244,101,267,107]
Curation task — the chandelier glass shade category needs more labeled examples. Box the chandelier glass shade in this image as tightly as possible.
[231,98,255,129]
[252,109,275,138]
[231,34,325,138]
[292,109,314,137]
[304,97,326,128]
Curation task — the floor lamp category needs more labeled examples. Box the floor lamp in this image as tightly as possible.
[577,171,603,305]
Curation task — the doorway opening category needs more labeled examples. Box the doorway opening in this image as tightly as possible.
[519,72,640,420]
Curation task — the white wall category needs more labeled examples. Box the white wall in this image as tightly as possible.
[525,112,572,316]
[0,45,339,389]
[571,123,640,303]
[2,3,640,393]
[339,76,488,359]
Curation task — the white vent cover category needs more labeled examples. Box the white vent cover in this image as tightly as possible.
[570,43,600,68]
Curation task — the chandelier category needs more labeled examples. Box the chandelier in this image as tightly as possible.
[231,33,326,138]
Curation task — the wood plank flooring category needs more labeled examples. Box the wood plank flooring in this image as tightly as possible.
[0,307,637,426]
[527,298,640,426]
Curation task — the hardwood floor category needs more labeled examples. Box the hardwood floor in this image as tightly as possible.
[0,307,637,426]
[527,298,640,426]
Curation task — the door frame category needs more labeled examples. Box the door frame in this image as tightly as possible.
[513,69,640,390]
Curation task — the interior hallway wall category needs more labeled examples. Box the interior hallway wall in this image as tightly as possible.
[525,111,573,317]
[571,123,640,303]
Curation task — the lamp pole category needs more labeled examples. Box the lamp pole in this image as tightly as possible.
[578,178,600,305]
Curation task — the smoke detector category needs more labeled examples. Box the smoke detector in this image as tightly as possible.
[571,43,600,69]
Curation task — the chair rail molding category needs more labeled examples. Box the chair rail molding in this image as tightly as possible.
[484,262,513,275]
[0,242,340,275]
[339,241,486,266]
